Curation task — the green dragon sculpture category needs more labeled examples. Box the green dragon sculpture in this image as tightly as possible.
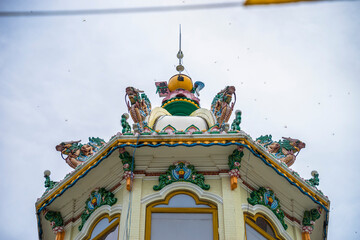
[55,137,106,169]
[256,135,306,167]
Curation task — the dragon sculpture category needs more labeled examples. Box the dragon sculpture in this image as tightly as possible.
[55,137,106,168]
[125,87,151,129]
[256,135,306,167]
[211,86,236,127]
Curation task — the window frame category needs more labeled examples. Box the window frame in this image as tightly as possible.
[244,212,285,240]
[84,213,120,240]
[145,190,219,240]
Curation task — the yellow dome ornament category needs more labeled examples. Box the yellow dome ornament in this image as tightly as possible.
[168,74,193,92]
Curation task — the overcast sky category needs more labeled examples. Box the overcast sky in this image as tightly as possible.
[0,0,359,239]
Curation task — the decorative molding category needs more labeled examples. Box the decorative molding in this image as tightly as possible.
[228,146,244,190]
[119,148,134,191]
[302,207,322,234]
[75,205,122,240]
[142,182,223,205]
[241,204,292,240]
[153,161,210,191]
[247,187,288,230]
[228,146,244,178]
[43,210,64,234]
[78,188,117,231]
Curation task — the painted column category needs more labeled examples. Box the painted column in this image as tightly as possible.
[118,176,144,240]
[129,175,144,239]
[221,174,244,239]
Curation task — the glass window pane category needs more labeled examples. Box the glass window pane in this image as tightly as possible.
[245,223,267,240]
[90,218,118,239]
[98,224,119,240]
[151,213,213,240]
[154,194,210,208]
[256,217,276,237]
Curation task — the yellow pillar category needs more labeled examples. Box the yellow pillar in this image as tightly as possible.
[118,176,144,239]
[221,174,244,239]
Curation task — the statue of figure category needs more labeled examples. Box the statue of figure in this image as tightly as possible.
[256,135,306,167]
[211,86,236,126]
[55,137,105,168]
[125,87,152,129]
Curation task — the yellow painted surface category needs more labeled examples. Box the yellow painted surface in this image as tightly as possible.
[168,74,193,91]
[221,176,244,239]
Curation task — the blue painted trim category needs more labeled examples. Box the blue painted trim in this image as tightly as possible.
[36,141,329,239]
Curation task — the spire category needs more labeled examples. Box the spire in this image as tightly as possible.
[176,25,184,74]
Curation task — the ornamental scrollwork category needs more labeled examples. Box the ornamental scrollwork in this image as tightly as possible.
[153,161,210,191]
[43,210,64,234]
[228,146,244,178]
[247,187,288,230]
[302,207,322,234]
[78,188,117,231]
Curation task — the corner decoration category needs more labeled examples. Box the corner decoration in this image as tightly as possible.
[125,86,152,129]
[43,170,58,196]
[306,170,320,187]
[78,188,117,231]
[55,137,106,169]
[228,146,244,190]
[256,135,306,167]
[230,110,242,131]
[43,209,64,234]
[302,207,322,234]
[119,148,134,191]
[248,187,288,230]
[153,161,210,191]
[121,113,132,134]
[211,85,236,128]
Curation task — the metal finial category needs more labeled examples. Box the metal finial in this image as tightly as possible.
[176,24,184,73]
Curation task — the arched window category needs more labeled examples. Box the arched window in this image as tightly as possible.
[244,213,284,240]
[85,213,120,240]
[145,191,218,240]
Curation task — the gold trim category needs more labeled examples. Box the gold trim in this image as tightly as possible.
[84,213,120,240]
[36,136,329,211]
[145,190,218,240]
[244,212,284,240]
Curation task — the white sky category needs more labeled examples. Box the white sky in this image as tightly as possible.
[0,0,359,239]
